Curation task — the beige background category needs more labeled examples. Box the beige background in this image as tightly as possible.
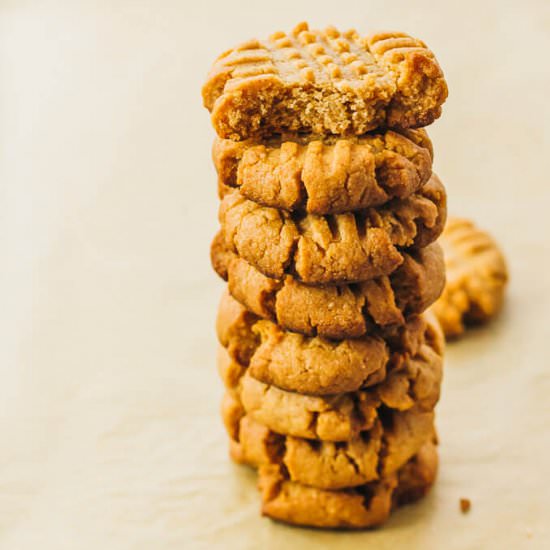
[1,0,549,548]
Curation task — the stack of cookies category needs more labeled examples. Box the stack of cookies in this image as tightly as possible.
[203,23,448,529]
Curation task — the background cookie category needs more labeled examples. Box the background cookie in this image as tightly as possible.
[432,217,508,337]
[219,174,446,284]
[203,23,447,140]
[213,129,432,214]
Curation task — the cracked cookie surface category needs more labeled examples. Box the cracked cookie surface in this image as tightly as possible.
[216,291,444,396]
[217,317,443,441]
[224,390,435,490]
[258,462,397,529]
[217,290,388,395]
[257,441,437,529]
[218,291,416,395]
[218,173,446,284]
[432,217,508,337]
[212,232,445,339]
[214,128,433,214]
[202,22,447,140]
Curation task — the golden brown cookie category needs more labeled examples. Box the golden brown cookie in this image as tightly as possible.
[202,23,447,140]
[259,463,397,529]
[218,173,446,284]
[218,291,427,396]
[212,233,445,339]
[257,441,437,529]
[217,290,444,396]
[224,390,435,490]
[217,290,388,395]
[217,330,442,441]
[219,356,378,441]
[213,129,433,214]
[432,217,508,337]
[229,410,383,490]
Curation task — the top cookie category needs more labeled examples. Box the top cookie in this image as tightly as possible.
[202,23,448,140]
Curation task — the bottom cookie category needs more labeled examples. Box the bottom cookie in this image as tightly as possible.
[258,442,438,529]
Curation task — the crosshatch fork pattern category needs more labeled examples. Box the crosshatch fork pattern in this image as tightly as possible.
[203,22,448,139]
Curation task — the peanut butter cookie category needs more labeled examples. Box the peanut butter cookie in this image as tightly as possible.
[432,217,508,337]
[224,390,435,490]
[259,463,398,529]
[218,174,446,284]
[217,322,443,441]
[257,441,437,529]
[212,233,445,339]
[219,357,379,441]
[213,129,432,214]
[217,290,444,397]
[203,23,447,140]
[216,291,439,396]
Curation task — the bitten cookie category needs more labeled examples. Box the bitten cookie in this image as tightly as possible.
[432,217,508,337]
[217,325,443,441]
[213,128,433,214]
[257,442,437,529]
[212,233,445,339]
[216,291,443,396]
[219,174,446,284]
[203,22,447,140]
[225,390,436,490]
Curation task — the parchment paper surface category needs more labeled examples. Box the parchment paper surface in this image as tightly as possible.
[1,1,549,548]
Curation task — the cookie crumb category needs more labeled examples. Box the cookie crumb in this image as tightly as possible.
[459,498,471,513]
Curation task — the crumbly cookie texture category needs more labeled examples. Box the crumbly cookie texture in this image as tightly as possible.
[211,232,445,339]
[202,22,448,140]
[432,217,508,337]
[257,442,437,529]
[259,464,398,529]
[217,291,445,396]
[230,409,384,490]
[219,173,446,284]
[213,128,433,214]
[219,354,378,441]
[224,389,435,490]
[217,290,388,395]
[217,319,443,441]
